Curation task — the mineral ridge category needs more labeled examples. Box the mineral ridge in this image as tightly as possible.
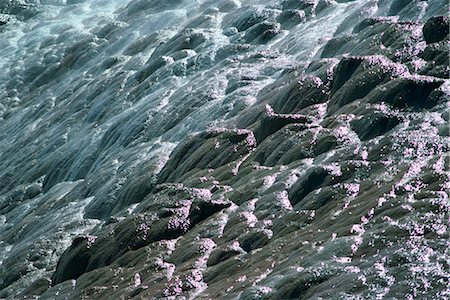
[0,0,448,299]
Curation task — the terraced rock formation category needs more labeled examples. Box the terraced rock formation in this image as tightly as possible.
[0,0,448,299]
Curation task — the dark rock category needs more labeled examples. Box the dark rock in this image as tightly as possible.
[115,179,156,214]
[244,21,281,44]
[353,17,394,34]
[388,0,410,16]
[107,214,189,255]
[30,63,62,88]
[420,41,448,65]
[204,258,250,288]
[110,164,158,215]
[304,59,338,84]
[0,257,30,293]
[350,112,401,141]
[367,137,393,161]
[129,286,147,298]
[239,229,271,252]
[418,64,449,79]
[0,15,8,26]
[254,107,314,142]
[282,0,318,15]
[425,87,450,109]
[269,75,330,114]
[51,237,92,285]
[123,32,160,56]
[272,210,315,238]
[19,277,51,298]
[225,72,261,94]
[328,56,409,114]
[59,36,102,71]
[25,183,41,199]
[217,0,239,12]
[2,0,450,298]
[294,185,343,210]
[53,209,192,284]
[168,238,215,265]
[423,16,449,44]
[151,29,207,59]
[157,129,256,183]
[368,76,445,109]
[94,21,125,40]
[215,43,252,61]
[207,242,244,267]
[100,56,123,70]
[82,195,116,220]
[124,0,183,17]
[41,164,66,193]
[1,183,42,215]
[289,163,356,207]
[379,20,422,50]
[222,6,277,32]
[313,133,338,156]
[135,56,172,83]
[189,199,231,226]
[250,125,338,167]
[0,0,41,20]
[288,167,329,206]
[321,36,354,58]
[228,184,260,206]
[67,0,86,4]
[104,216,122,226]
[316,0,335,13]
[266,267,340,299]
[331,56,366,93]
[277,9,305,29]
[249,125,308,167]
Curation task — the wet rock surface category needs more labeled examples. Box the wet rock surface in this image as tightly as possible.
[0,0,449,299]
[423,16,449,44]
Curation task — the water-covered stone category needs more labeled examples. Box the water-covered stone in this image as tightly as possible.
[321,35,355,58]
[189,198,231,226]
[19,277,51,298]
[207,241,245,267]
[328,55,410,114]
[254,106,315,142]
[0,14,8,26]
[277,9,306,29]
[243,21,281,44]
[268,75,331,114]
[222,6,278,32]
[51,236,92,284]
[367,76,445,109]
[0,0,41,20]
[350,111,401,141]
[265,266,340,299]
[281,0,318,15]
[238,228,271,252]
[158,129,256,183]
[123,0,183,18]
[52,212,190,283]
[423,16,449,44]
[0,0,449,298]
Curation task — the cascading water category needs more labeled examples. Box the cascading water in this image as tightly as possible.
[0,0,448,299]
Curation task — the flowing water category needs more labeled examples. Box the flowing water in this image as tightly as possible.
[0,0,448,299]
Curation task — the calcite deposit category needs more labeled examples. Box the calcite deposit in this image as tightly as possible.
[0,0,448,299]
